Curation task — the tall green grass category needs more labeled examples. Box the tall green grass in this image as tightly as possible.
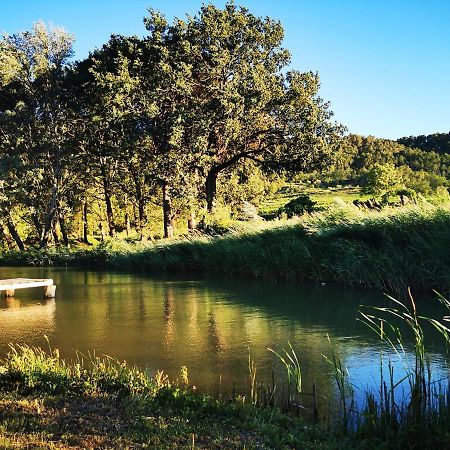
[0,342,152,397]
[266,291,450,447]
[354,290,450,438]
[1,203,450,293]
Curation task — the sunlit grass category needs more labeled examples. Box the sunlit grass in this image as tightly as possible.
[1,202,450,293]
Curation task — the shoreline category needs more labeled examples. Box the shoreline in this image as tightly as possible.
[0,205,449,295]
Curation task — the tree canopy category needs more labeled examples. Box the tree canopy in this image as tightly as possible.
[0,3,446,249]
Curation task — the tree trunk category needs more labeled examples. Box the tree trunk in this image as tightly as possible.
[4,214,25,251]
[83,200,90,244]
[100,164,116,238]
[206,169,218,213]
[99,222,105,242]
[130,173,147,240]
[205,152,259,213]
[104,185,116,238]
[52,220,60,245]
[40,183,58,248]
[138,198,147,240]
[32,213,43,241]
[125,212,131,236]
[188,211,197,231]
[162,182,173,239]
[1,223,14,249]
[59,210,69,247]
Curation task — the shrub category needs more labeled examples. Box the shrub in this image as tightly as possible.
[363,163,401,196]
[278,194,317,218]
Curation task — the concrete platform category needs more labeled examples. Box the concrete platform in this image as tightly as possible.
[0,278,56,298]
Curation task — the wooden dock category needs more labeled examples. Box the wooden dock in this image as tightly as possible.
[0,278,56,298]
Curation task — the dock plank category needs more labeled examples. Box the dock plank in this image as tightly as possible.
[0,278,54,290]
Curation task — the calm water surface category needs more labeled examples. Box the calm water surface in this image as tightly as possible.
[0,267,448,408]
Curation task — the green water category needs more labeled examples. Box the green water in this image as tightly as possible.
[0,267,447,407]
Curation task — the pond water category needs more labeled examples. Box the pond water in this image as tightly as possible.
[0,267,448,411]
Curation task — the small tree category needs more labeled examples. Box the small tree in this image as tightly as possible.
[364,163,401,196]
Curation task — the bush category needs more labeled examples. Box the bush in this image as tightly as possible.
[278,194,317,218]
[363,163,401,196]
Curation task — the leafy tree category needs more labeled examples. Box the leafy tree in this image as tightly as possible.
[75,35,147,238]
[143,3,341,213]
[364,163,401,196]
[78,21,202,239]
[0,22,78,247]
[398,132,450,155]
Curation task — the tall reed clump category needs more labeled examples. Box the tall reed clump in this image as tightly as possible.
[322,335,355,433]
[0,204,449,292]
[268,342,304,412]
[322,290,450,446]
[267,290,450,446]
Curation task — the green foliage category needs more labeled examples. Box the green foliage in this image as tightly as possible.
[1,4,342,244]
[268,342,302,402]
[0,22,79,247]
[217,163,284,214]
[364,163,401,196]
[399,166,449,195]
[327,134,450,193]
[398,132,450,155]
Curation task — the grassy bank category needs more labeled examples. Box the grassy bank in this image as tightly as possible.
[0,344,326,449]
[1,203,450,294]
[2,292,450,448]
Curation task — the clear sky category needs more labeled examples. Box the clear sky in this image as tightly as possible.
[1,0,449,139]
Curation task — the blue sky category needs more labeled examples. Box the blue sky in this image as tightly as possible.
[1,0,449,139]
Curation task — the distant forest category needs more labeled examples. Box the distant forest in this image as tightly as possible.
[325,132,450,189]
[398,132,450,155]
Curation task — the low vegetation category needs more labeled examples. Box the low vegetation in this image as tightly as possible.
[0,343,325,449]
[1,201,449,294]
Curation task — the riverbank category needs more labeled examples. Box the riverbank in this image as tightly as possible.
[0,345,325,449]
[1,204,449,294]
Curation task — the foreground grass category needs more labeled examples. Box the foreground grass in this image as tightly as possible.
[0,394,282,449]
[0,345,328,449]
[2,319,450,450]
[1,203,450,294]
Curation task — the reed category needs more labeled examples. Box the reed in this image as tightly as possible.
[348,290,450,444]
[1,203,449,294]
[268,342,303,412]
[267,290,450,447]
[322,335,355,433]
